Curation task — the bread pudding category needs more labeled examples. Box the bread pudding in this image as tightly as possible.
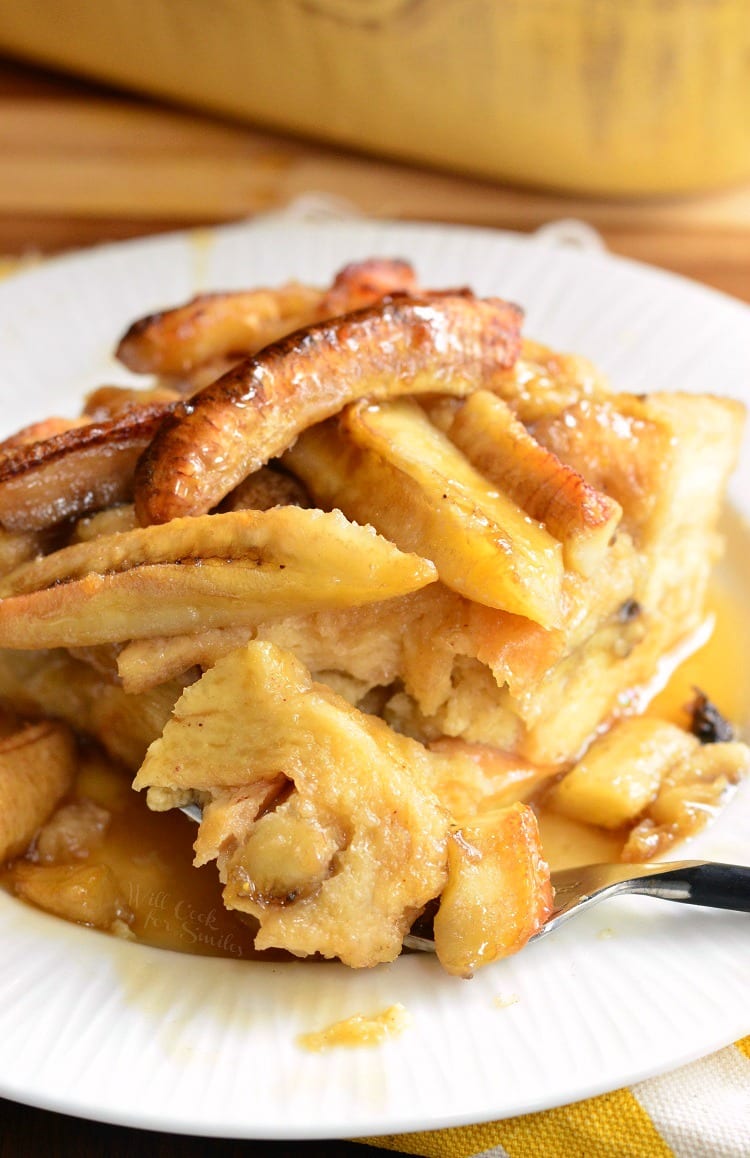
[0,258,747,974]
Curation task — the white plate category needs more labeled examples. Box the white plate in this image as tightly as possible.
[0,219,748,1139]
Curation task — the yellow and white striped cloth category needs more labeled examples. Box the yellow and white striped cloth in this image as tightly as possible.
[363,1036,750,1157]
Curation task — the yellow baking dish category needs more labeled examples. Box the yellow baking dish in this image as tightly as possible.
[1,0,748,195]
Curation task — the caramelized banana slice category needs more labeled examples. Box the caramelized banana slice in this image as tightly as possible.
[12,862,132,930]
[134,293,523,524]
[117,283,323,375]
[83,383,181,419]
[433,803,552,976]
[424,391,622,576]
[623,739,749,860]
[0,507,434,597]
[546,717,698,829]
[548,713,750,836]
[0,416,89,455]
[0,721,77,863]
[286,398,563,627]
[317,257,418,314]
[0,648,182,771]
[0,509,437,648]
[116,258,418,376]
[0,402,172,532]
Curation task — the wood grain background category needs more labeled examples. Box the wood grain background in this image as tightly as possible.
[2,57,750,302]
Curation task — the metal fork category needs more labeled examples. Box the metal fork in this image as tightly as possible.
[178,803,750,950]
[403,860,750,952]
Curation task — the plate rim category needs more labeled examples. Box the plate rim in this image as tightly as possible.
[0,215,749,1139]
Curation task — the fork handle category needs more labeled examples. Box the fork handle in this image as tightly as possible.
[639,862,750,913]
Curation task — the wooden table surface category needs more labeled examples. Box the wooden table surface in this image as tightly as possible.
[3,55,750,302]
[1,50,750,1158]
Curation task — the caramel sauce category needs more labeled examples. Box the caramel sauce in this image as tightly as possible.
[0,748,264,960]
[2,548,748,959]
[298,1004,410,1052]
